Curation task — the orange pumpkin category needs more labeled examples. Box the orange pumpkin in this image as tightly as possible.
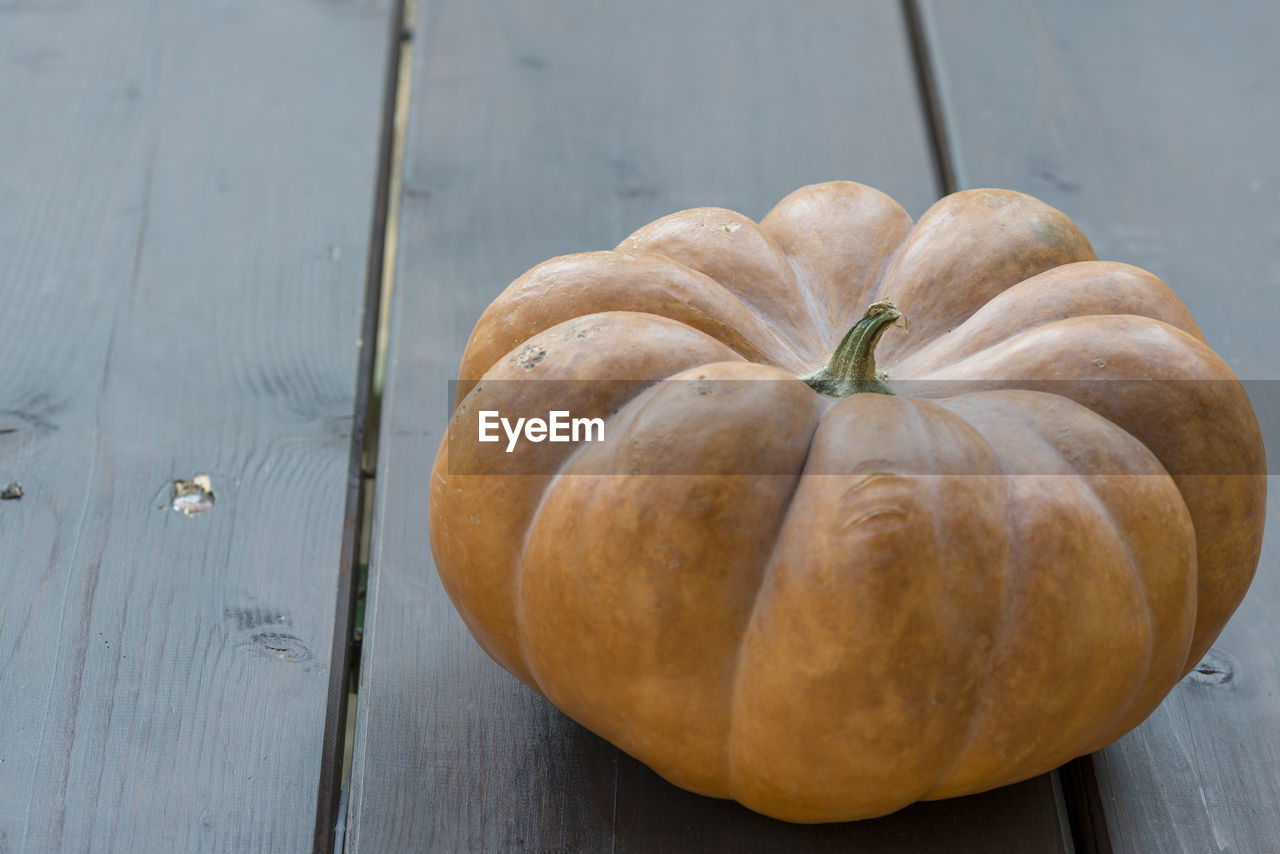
[428,182,1265,822]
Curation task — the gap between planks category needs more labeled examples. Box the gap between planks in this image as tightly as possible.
[900,0,957,196]
[315,0,416,851]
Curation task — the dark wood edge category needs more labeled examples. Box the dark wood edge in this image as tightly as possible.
[1059,755,1114,854]
[313,1,409,851]
[901,0,957,196]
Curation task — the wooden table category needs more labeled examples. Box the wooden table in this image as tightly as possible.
[2,2,1275,851]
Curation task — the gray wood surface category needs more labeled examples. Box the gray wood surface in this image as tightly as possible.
[349,1,1070,850]
[921,2,1280,851]
[0,1,393,850]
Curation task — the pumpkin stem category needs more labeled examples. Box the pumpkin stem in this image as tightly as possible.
[801,300,907,398]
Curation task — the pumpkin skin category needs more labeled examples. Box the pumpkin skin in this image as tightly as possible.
[428,182,1266,822]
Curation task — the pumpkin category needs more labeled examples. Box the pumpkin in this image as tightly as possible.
[428,181,1265,822]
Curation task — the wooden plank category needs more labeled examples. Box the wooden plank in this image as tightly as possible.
[919,2,1280,850]
[0,1,393,850]
[612,756,1069,853]
[349,0,1070,850]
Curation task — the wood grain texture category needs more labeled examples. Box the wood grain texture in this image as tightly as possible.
[920,2,1280,850]
[0,1,392,850]
[349,0,1069,849]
